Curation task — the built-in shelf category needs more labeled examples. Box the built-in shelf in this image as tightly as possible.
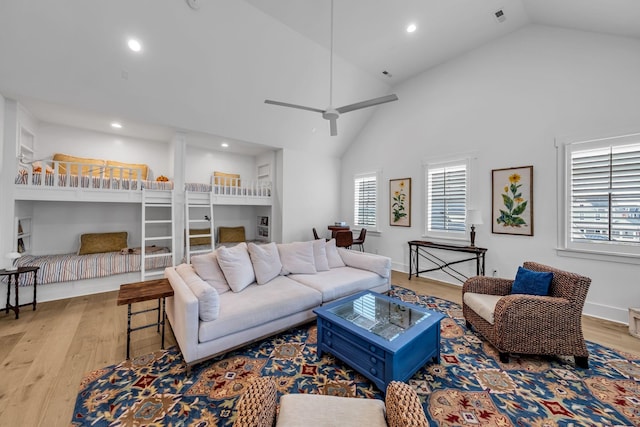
[16,217,32,254]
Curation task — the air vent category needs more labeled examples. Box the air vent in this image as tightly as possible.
[494,9,506,23]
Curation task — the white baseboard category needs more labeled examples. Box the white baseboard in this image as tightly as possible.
[583,301,629,325]
[0,272,141,309]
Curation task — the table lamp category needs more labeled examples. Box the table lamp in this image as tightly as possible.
[466,209,483,247]
[5,252,22,271]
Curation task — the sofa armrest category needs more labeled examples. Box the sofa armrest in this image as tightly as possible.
[494,294,572,329]
[337,248,391,279]
[164,266,200,364]
[462,276,513,296]
[233,377,277,427]
[385,381,428,427]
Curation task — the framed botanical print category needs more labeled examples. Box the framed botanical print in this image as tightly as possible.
[492,166,533,236]
[390,178,411,227]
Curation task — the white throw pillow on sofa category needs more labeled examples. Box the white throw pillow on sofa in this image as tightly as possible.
[175,263,220,321]
[248,242,282,285]
[216,242,256,292]
[278,241,317,275]
[312,239,330,271]
[325,238,346,268]
[191,251,231,294]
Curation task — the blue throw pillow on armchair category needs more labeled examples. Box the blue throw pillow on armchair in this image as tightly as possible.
[510,266,553,296]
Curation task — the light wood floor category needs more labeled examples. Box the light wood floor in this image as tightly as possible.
[1,271,639,426]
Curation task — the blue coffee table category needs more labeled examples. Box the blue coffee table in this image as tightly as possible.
[314,290,444,391]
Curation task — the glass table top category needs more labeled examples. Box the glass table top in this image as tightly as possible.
[328,292,430,341]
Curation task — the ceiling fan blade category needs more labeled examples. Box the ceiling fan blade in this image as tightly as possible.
[265,100,324,113]
[329,118,338,136]
[335,94,399,114]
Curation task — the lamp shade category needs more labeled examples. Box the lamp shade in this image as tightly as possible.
[5,252,21,271]
[466,209,483,225]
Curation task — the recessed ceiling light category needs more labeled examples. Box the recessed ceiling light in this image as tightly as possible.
[127,38,142,52]
[221,142,229,148]
[406,23,417,33]
[111,122,122,129]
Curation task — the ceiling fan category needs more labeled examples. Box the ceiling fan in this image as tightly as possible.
[264,0,398,136]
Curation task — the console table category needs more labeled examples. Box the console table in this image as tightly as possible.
[408,240,487,283]
[1,266,40,319]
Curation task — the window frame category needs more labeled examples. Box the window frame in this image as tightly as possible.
[353,170,381,232]
[557,131,640,264]
[423,156,472,241]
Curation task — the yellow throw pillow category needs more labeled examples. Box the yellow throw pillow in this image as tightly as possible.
[53,153,106,177]
[106,160,149,180]
[78,232,128,255]
[189,228,211,246]
[213,171,241,187]
[218,226,246,243]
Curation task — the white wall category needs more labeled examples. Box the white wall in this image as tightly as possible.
[341,25,640,323]
[36,122,172,179]
[25,201,140,255]
[281,148,341,243]
[185,145,258,184]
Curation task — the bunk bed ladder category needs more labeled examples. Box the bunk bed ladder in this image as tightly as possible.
[141,189,175,280]
[185,189,214,264]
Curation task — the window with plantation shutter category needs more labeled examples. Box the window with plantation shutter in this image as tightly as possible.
[354,172,378,228]
[568,141,640,248]
[425,160,468,236]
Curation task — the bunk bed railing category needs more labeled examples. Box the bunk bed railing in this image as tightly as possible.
[211,176,272,197]
[16,159,145,191]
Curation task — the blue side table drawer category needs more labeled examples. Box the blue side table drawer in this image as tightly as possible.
[321,322,386,383]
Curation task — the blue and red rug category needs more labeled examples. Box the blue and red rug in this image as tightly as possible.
[71,286,640,426]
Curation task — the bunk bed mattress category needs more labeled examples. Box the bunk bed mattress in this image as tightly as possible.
[13,249,172,286]
[15,171,174,190]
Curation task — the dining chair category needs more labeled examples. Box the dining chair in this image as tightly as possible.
[352,228,367,251]
[335,230,353,249]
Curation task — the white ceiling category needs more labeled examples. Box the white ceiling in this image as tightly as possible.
[1,0,639,158]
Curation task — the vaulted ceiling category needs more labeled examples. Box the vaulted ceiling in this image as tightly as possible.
[0,0,638,157]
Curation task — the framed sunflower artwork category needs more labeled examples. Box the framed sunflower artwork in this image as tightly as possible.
[390,178,411,227]
[492,166,533,236]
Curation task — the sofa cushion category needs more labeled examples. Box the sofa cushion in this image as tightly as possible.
[325,239,345,268]
[248,242,282,285]
[277,241,317,275]
[191,251,230,294]
[198,276,322,343]
[216,242,256,292]
[463,292,503,325]
[312,239,330,271]
[337,248,390,278]
[175,263,220,321]
[289,267,388,302]
[511,266,553,296]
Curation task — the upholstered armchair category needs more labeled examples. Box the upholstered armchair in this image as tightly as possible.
[462,261,591,368]
[234,377,428,427]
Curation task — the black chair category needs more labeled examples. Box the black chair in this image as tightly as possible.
[312,227,320,240]
[353,228,367,251]
[335,230,353,249]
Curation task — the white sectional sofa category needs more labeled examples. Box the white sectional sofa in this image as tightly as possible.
[164,239,391,370]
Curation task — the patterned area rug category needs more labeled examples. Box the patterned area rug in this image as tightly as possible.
[71,286,640,426]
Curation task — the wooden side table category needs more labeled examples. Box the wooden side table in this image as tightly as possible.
[117,278,174,359]
[1,266,39,319]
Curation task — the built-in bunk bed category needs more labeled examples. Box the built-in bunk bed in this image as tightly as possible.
[12,153,176,295]
[184,171,272,263]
